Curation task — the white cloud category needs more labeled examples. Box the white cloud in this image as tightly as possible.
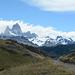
[0,20,75,40]
[0,20,20,33]
[21,0,75,11]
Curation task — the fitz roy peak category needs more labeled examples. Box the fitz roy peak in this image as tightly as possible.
[1,23,38,46]
[4,23,22,36]
[12,23,22,35]
[3,23,37,39]
[0,23,75,47]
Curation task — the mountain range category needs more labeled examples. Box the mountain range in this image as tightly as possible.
[0,23,75,46]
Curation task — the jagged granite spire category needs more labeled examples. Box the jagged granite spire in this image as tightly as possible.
[12,23,22,35]
[4,26,11,36]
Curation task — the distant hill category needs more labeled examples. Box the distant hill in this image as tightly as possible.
[59,50,75,64]
[0,36,38,47]
[39,44,75,59]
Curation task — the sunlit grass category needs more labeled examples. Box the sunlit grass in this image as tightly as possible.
[0,58,74,75]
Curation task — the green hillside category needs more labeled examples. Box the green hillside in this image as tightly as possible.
[59,50,75,64]
[0,39,75,75]
[0,39,45,71]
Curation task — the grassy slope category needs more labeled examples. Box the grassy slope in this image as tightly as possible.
[59,50,75,64]
[0,58,75,75]
[0,39,75,75]
[0,39,45,70]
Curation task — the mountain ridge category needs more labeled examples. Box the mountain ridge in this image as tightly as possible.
[0,23,75,47]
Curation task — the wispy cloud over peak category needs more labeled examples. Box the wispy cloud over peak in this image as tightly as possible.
[21,0,75,11]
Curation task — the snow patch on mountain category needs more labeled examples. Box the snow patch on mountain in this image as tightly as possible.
[29,37,47,46]
[9,31,18,36]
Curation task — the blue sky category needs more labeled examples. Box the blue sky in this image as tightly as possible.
[0,0,75,32]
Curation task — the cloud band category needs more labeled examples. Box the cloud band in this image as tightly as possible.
[21,0,75,11]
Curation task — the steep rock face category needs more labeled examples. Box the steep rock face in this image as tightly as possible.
[4,26,12,36]
[56,36,74,45]
[3,23,22,36]
[42,38,57,47]
[22,31,38,39]
[3,23,38,38]
[12,23,22,35]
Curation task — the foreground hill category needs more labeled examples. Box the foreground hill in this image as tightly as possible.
[0,39,75,75]
[0,58,75,75]
[59,50,75,64]
[0,39,45,71]
[39,44,75,59]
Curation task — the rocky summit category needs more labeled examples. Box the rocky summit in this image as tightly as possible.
[4,23,22,36]
[12,23,22,35]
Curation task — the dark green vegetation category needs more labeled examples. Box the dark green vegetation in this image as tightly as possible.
[59,50,75,64]
[39,44,75,59]
[0,39,75,75]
